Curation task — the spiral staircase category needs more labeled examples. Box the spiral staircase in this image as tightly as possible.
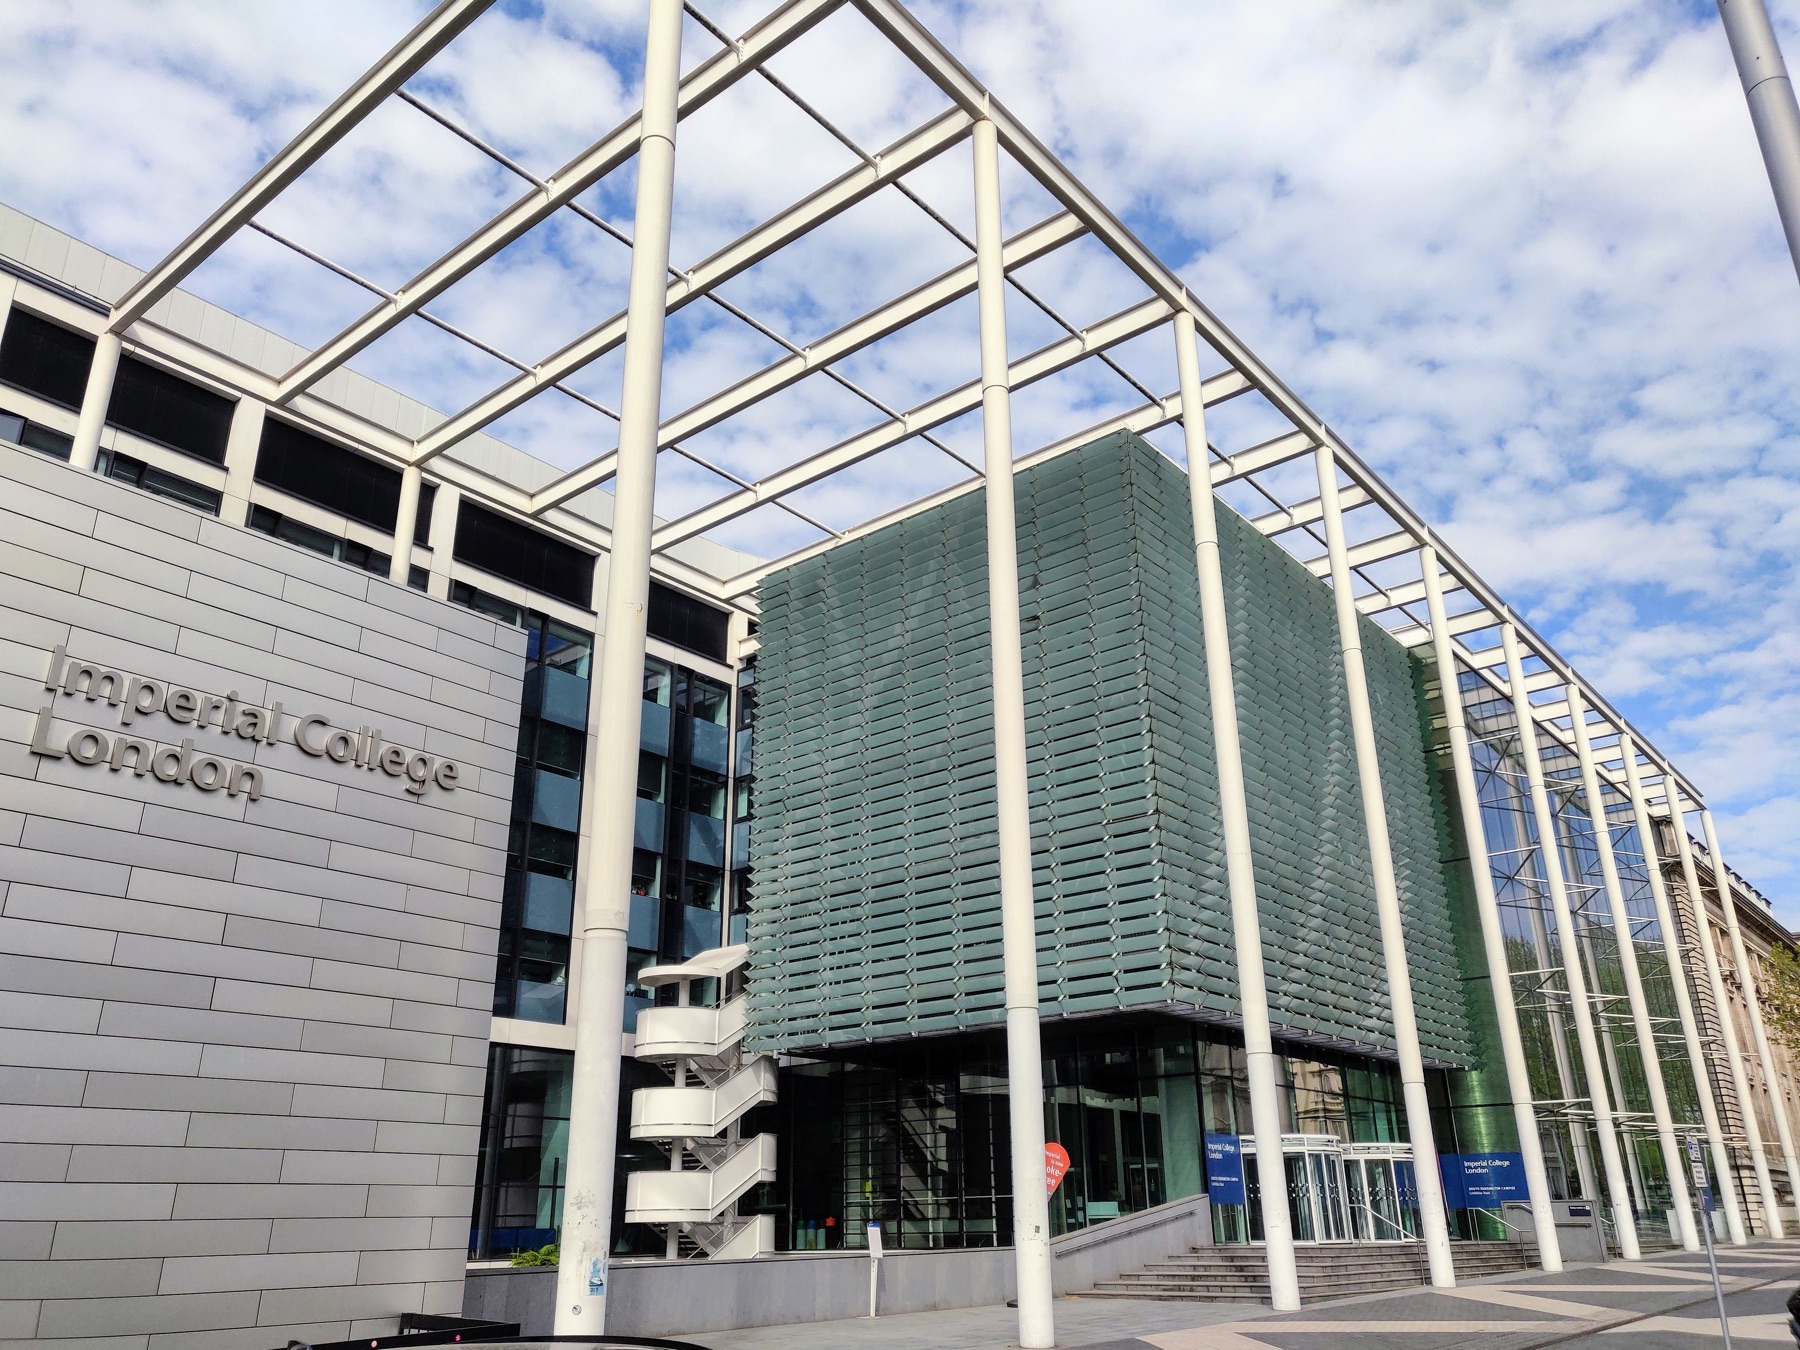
[624,944,777,1258]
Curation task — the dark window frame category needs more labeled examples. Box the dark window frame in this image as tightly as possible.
[254,416,403,533]
[105,354,234,465]
[0,309,96,411]
[453,501,594,610]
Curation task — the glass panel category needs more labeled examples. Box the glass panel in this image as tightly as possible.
[1285,1153,1316,1242]
[530,770,581,832]
[521,872,573,936]
[640,700,671,756]
[686,813,725,866]
[539,666,589,730]
[634,799,664,852]
[690,717,729,774]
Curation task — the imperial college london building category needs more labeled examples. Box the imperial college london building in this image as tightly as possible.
[1,2,1798,1345]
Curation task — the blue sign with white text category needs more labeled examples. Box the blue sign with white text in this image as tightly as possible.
[1438,1152,1529,1207]
[1205,1133,1244,1206]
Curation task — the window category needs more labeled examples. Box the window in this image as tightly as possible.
[495,613,596,1026]
[96,448,222,515]
[254,417,402,531]
[407,565,429,591]
[247,504,390,577]
[454,501,594,610]
[106,356,233,464]
[0,410,74,460]
[0,310,94,410]
[648,580,730,662]
[450,579,526,628]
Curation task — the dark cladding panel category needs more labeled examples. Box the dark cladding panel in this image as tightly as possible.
[0,309,95,410]
[107,355,234,464]
[648,581,730,663]
[254,417,403,532]
[454,500,594,609]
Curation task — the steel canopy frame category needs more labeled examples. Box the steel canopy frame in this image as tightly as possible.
[87,0,1712,824]
[59,0,1785,1299]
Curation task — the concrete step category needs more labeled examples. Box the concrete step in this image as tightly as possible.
[1081,1241,1538,1304]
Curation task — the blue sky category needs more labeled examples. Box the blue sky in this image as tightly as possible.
[2,0,1796,921]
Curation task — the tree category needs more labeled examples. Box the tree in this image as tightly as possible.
[1759,944,1800,1055]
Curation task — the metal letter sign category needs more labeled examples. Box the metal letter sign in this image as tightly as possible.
[1045,1142,1071,1196]
[1205,1134,1245,1206]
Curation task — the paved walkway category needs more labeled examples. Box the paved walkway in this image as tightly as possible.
[698,1242,1800,1350]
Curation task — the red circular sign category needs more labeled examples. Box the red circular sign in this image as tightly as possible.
[1045,1142,1071,1195]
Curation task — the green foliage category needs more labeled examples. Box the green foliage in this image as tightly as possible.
[1761,945,1800,1055]
[509,1243,559,1267]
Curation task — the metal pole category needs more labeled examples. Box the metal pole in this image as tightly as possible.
[1692,1144,1735,1350]
[69,331,121,472]
[1419,547,1561,1270]
[1501,624,1640,1259]
[1174,312,1301,1310]
[972,114,1055,1350]
[389,463,423,585]
[554,0,682,1333]
[1314,447,1455,1288]
[1718,0,1800,286]
[1566,688,1697,1250]
[1669,788,1781,1236]
[1620,738,1748,1245]
[1703,809,1800,1227]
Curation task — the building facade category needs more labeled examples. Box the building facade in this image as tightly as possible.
[1,1,1798,1342]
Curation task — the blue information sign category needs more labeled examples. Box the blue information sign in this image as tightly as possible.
[1205,1133,1244,1206]
[1438,1152,1530,1207]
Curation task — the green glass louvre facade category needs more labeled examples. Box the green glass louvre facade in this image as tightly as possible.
[747,432,1473,1063]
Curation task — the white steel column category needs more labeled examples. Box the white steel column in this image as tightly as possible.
[218,398,264,527]
[973,115,1054,1350]
[1501,625,1640,1258]
[1669,791,1781,1235]
[389,464,424,586]
[425,483,459,600]
[1420,547,1561,1270]
[68,331,121,472]
[1566,689,1696,1250]
[1314,448,1454,1288]
[555,0,682,1333]
[1703,809,1800,1226]
[1620,742,1747,1246]
[1175,312,1301,1309]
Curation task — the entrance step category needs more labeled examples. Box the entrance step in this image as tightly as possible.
[1081,1241,1539,1304]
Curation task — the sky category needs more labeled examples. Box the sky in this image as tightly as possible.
[1,0,1797,922]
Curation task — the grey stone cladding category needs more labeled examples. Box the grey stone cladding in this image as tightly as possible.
[0,442,523,1347]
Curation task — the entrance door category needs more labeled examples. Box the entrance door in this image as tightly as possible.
[1243,1134,1351,1244]
[1343,1143,1420,1241]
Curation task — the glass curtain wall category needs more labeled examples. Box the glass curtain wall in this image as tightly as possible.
[1460,668,1605,1207]
[628,657,735,1025]
[469,1045,572,1258]
[494,612,593,1023]
[738,1022,1421,1254]
[468,1047,667,1258]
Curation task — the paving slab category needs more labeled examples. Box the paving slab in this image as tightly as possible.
[694,1240,1800,1350]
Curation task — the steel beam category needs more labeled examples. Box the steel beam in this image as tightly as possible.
[108,0,496,334]
[413,107,973,462]
[650,295,1173,550]
[274,0,844,400]
[529,211,1085,513]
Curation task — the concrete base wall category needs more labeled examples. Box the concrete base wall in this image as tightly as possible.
[464,1195,1211,1338]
